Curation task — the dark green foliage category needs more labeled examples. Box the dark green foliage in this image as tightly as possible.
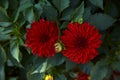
[0,0,120,80]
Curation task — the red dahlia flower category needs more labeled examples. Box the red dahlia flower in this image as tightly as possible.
[61,22,102,64]
[25,19,58,57]
[110,71,120,80]
[75,72,90,80]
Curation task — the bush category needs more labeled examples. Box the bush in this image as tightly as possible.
[0,0,120,80]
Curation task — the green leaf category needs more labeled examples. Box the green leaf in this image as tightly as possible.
[0,65,5,80]
[56,74,67,80]
[43,5,57,21]
[27,73,45,80]
[9,77,17,80]
[0,45,7,65]
[111,61,120,72]
[32,57,46,69]
[61,8,74,20]
[79,62,93,74]
[0,27,11,41]
[89,0,103,9]
[104,1,119,18]
[19,0,33,12]
[8,0,19,22]
[25,56,47,75]
[24,7,35,23]
[32,59,51,74]
[13,10,20,22]
[8,0,18,10]
[34,2,43,19]
[0,22,12,27]
[48,53,65,66]
[83,7,91,21]
[52,0,70,13]
[69,72,77,78]
[0,27,9,34]
[71,1,84,22]
[39,61,48,73]
[111,25,120,41]
[16,13,26,27]
[0,7,9,22]
[13,0,33,22]
[34,2,43,14]
[66,60,77,71]
[26,24,31,28]
[0,44,6,80]
[103,68,113,80]
[60,22,68,29]
[10,40,20,63]
[90,60,108,80]
[89,13,116,30]
[70,0,81,8]
[0,34,10,41]
[0,0,9,9]
[61,1,84,21]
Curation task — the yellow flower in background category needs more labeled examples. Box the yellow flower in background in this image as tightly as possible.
[88,76,91,80]
[45,74,53,80]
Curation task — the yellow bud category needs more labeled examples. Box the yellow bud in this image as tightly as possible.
[45,74,53,80]
[54,42,62,53]
[88,76,91,80]
[78,18,83,24]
